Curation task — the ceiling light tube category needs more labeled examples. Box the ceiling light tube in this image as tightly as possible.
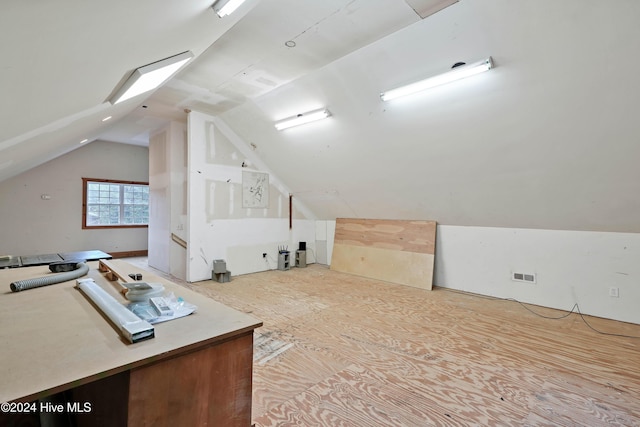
[212,0,247,17]
[109,51,194,105]
[275,108,331,131]
[380,57,493,101]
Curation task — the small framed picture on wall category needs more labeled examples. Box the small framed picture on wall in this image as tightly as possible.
[242,171,269,208]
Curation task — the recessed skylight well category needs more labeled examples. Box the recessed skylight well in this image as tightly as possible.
[212,0,247,17]
[109,51,194,105]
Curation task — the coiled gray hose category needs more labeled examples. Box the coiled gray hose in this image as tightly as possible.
[10,262,89,292]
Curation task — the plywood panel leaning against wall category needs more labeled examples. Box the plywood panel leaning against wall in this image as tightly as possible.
[331,218,436,290]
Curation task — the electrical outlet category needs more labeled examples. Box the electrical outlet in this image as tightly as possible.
[609,287,619,298]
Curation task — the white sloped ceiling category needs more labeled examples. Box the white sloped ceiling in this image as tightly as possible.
[2,0,640,232]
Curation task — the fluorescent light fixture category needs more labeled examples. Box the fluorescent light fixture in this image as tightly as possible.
[109,51,194,105]
[212,0,247,17]
[380,57,493,101]
[274,108,331,131]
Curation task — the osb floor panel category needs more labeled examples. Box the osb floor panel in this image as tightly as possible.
[125,259,640,426]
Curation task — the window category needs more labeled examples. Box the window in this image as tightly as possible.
[82,178,149,228]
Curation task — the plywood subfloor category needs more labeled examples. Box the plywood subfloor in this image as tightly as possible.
[126,259,640,426]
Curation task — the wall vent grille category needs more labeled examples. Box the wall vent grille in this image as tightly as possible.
[512,272,536,283]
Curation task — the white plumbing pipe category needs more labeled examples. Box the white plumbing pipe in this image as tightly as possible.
[76,278,154,344]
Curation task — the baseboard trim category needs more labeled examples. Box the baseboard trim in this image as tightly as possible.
[109,250,148,259]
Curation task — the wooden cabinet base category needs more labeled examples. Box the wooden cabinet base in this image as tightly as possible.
[0,332,254,427]
[73,332,254,427]
[128,332,254,426]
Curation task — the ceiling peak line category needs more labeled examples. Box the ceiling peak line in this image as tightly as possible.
[288,0,358,43]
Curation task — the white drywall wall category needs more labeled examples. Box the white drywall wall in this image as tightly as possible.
[148,121,188,279]
[315,220,336,266]
[435,226,640,325]
[186,110,316,281]
[168,123,188,280]
[203,218,316,277]
[148,129,170,273]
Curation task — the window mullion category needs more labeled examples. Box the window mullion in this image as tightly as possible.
[120,184,125,224]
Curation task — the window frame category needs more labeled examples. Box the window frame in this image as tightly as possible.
[82,178,149,229]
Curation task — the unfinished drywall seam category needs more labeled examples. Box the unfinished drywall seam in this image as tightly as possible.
[211,116,318,220]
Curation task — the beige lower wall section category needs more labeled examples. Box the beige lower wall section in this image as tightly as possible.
[0,141,149,256]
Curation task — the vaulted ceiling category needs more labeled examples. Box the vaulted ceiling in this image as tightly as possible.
[2,0,640,232]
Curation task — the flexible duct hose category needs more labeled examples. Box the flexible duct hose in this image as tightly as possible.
[10,262,90,292]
